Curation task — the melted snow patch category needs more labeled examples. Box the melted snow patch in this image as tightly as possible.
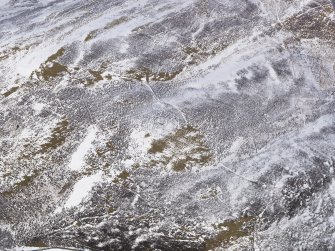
[69,126,98,171]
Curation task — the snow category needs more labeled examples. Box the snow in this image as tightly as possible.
[68,126,98,171]
[223,137,245,162]
[15,44,64,77]
[16,247,88,251]
[64,171,102,208]
[1,0,335,249]
[0,0,9,7]
[53,171,103,214]
[32,103,46,114]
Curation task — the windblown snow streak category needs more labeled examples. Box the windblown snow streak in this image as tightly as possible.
[1,0,335,250]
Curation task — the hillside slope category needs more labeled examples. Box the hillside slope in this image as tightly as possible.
[1,0,335,250]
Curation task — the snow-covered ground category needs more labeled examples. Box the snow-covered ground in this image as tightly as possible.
[1,0,335,250]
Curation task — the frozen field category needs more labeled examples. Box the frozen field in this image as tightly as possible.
[1,0,335,250]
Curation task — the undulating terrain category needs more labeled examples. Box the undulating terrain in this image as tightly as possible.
[1,0,335,250]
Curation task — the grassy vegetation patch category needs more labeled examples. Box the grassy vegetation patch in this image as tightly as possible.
[281,5,335,41]
[85,69,105,86]
[38,62,68,81]
[1,172,39,197]
[32,47,68,81]
[125,67,183,82]
[113,170,130,183]
[148,139,167,154]
[26,239,48,248]
[0,45,31,61]
[147,125,212,172]
[84,30,98,42]
[46,48,65,62]
[40,119,71,152]
[2,86,19,97]
[204,216,255,250]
